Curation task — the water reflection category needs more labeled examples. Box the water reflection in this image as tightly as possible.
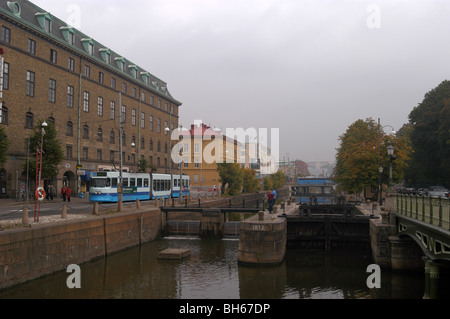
[0,237,436,299]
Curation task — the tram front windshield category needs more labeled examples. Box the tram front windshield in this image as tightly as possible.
[91,178,110,188]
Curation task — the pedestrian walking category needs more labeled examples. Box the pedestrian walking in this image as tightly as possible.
[267,189,275,213]
[67,186,72,202]
[49,185,56,200]
[61,185,67,202]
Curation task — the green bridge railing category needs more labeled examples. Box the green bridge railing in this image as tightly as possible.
[388,195,450,231]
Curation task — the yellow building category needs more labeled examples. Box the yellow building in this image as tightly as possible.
[177,123,240,190]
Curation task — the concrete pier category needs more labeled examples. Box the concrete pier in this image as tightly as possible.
[238,202,296,265]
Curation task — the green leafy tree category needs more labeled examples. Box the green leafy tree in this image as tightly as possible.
[262,176,273,191]
[217,163,243,196]
[271,170,286,189]
[0,126,10,167]
[23,120,64,181]
[407,80,450,187]
[138,159,156,173]
[333,118,411,196]
[242,168,259,193]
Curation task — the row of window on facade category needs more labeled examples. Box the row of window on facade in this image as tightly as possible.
[1,25,176,114]
[21,71,174,131]
[1,23,165,91]
[65,144,176,169]
[1,67,173,133]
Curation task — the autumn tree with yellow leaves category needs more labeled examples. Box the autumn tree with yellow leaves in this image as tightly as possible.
[332,118,412,198]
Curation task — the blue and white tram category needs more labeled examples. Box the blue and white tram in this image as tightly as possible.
[151,173,172,199]
[89,171,151,202]
[89,171,190,203]
[171,174,191,198]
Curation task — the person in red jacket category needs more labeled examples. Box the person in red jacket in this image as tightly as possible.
[61,185,67,202]
[267,190,275,213]
[67,186,72,202]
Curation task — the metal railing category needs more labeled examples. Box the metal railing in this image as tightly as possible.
[389,195,450,230]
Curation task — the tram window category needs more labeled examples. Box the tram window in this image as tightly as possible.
[123,178,129,187]
[144,178,149,187]
[112,178,118,187]
[137,178,142,187]
[106,178,111,187]
[323,187,333,194]
[309,187,321,194]
[92,178,107,188]
[130,178,136,187]
[166,180,169,191]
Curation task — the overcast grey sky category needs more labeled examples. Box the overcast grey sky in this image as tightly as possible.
[31,0,450,162]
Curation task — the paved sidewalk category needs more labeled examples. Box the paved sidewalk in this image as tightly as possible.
[1,195,90,207]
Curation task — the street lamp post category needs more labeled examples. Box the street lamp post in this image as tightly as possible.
[165,126,171,175]
[179,125,184,204]
[387,144,395,192]
[118,93,123,212]
[377,118,396,206]
[34,120,47,222]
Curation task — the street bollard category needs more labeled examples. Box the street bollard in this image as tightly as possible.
[22,207,29,225]
[136,199,141,210]
[62,204,67,219]
[118,200,123,212]
[258,211,265,221]
[93,202,99,215]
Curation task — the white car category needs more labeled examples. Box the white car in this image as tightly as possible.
[426,186,449,198]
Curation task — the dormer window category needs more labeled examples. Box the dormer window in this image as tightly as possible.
[44,18,52,33]
[99,48,111,64]
[7,2,21,17]
[60,27,75,45]
[35,12,53,34]
[81,38,95,56]
[115,57,125,71]
[128,65,138,78]
[141,71,150,85]
[88,43,94,55]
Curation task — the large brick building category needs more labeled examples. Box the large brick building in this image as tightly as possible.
[0,0,182,198]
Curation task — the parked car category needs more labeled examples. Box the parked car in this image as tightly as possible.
[416,188,427,196]
[425,186,449,198]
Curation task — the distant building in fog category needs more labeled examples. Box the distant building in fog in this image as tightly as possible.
[305,161,335,177]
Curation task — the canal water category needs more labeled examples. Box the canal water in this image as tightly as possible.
[0,236,444,299]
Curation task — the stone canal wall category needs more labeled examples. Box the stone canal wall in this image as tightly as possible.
[0,192,269,289]
[238,211,287,265]
[0,209,161,290]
